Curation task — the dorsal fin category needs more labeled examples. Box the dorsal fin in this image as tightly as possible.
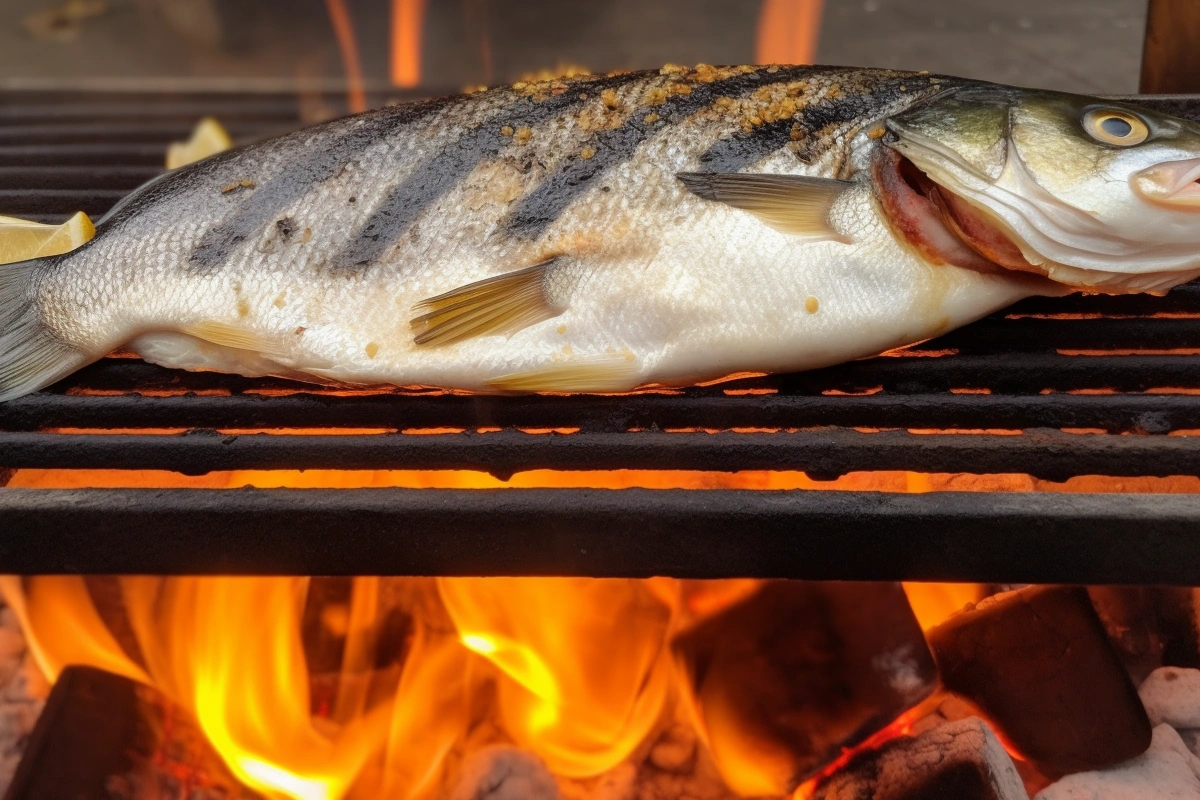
[677,172,853,242]
[411,258,563,347]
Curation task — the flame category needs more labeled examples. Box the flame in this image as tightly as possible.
[4,571,678,795]
[756,0,825,65]
[123,577,385,800]
[3,575,467,800]
[440,578,672,777]
[0,566,1023,798]
[379,625,474,798]
[326,0,367,114]
[390,0,427,88]
[902,582,985,630]
[461,632,562,731]
[0,575,146,685]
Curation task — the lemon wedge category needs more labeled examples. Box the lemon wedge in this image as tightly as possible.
[0,211,96,265]
[166,117,233,170]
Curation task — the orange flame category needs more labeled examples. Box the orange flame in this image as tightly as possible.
[326,0,367,114]
[1,568,994,799]
[4,573,681,797]
[756,0,825,66]
[390,0,427,88]
[3,576,469,800]
[441,577,673,777]
[903,582,985,630]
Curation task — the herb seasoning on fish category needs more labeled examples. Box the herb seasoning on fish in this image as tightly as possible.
[4,65,1200,400]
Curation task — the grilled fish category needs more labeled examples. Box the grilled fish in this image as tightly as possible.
[4,64,1200,401]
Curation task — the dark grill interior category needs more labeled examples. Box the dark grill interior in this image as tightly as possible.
[2,89,1200,581]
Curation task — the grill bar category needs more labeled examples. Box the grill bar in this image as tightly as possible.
[0,166,161,190]
[3,428,1198,481]
[3,389,1197,434]
[924,317,1200,353]
[1,487,1198,581]
[0,188,129,218]
[25,350,1200,394]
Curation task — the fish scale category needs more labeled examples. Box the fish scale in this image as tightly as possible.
[2,65,1200,402]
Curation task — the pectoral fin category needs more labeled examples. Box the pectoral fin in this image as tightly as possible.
[677,172,853,241]
[181,321,291,362]
[411,258,562,346]
[486,353,640,393]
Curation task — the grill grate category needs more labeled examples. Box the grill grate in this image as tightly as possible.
[2,89,1200,580]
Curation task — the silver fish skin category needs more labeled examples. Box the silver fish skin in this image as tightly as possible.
[1,65,1196,400]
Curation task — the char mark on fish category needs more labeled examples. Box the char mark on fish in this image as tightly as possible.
[329,70,653,273]
[180,96,462,274]
[501,66,808,238]
[501,67,933,238]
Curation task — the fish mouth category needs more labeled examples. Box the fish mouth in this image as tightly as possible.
[1133,157,1200,208]
[871,145,1044,277]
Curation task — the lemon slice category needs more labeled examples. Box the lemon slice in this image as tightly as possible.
[166,117,233,170]
[0,211,96,265]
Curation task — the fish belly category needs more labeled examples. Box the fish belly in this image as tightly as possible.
[118,187,1037,393]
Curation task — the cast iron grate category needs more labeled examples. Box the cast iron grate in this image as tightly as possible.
[2,89,1200,582]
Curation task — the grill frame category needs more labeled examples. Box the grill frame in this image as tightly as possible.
[4,89,1200,579]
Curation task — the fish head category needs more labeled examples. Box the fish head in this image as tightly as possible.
[881,85,1200,292]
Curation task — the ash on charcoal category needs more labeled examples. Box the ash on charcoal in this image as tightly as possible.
[672,580,937,796]
[450,745,561,800]
[929,585,1151,777]
[810,717,1028,800]
[895,695,1051,799]
[907,692,979,736]
[1035,724,1200,800]
[1140,666,1200,728]
[1138,666,1200,760]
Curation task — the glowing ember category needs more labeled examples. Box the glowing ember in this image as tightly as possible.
[791,701,936,800]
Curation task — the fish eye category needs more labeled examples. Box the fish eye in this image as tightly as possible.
[1083,109,1149,146]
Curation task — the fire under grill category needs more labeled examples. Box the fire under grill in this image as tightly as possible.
[4,89,1200,582]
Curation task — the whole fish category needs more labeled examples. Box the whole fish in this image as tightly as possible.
[4,64,1200,402]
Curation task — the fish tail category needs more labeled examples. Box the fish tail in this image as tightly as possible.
[0,257,88,402]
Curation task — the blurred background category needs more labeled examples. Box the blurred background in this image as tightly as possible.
[0,0,1149,97]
